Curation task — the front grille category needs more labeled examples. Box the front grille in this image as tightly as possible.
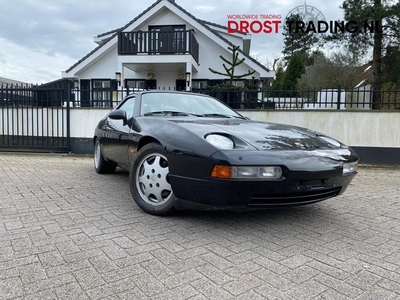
[249,187,341,206]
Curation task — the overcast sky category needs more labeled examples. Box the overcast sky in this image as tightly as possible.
[0,0,346,84]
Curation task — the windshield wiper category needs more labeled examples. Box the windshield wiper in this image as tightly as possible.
[200,113,244,119]
[143,111,203,117]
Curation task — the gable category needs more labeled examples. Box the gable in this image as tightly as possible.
[63,0,272,79]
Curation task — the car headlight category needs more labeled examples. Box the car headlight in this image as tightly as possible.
[211,165,282,180]
[205,134,234,150]
[343,161,358,175]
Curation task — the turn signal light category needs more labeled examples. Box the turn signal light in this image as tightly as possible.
[211,165,232,179]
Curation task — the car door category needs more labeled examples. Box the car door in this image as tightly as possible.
[102,96,136,169]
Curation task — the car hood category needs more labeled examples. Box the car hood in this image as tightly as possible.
[166,118,344,151]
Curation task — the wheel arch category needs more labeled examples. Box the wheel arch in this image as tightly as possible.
[137,136,162,152]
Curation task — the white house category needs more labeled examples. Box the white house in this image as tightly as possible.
[62,0,274,97]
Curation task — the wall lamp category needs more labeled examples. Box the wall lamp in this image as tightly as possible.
[115,72,121,86]
[185,72,191,86]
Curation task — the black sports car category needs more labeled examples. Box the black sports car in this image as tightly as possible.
[94,90,359,215]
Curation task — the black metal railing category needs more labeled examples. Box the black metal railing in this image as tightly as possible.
[0,83,70,151]
[118,30,199,63]
[194,86,400,110]
[2,83,400,110]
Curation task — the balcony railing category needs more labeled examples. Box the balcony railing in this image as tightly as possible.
[118,30,199,63]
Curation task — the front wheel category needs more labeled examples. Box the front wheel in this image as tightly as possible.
[129,143,176,215]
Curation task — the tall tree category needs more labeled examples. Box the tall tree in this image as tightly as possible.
[282,14,320,62]
[328,0,400,107]
[382,46,400,84]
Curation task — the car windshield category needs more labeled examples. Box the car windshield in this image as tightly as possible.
[140,92,244,119]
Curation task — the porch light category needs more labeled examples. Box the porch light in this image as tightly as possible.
[177,72,184,79]
[185,72,191,86]
[72,79,79,88]
[115,72,121,86]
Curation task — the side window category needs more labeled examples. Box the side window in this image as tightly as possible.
[118,97,135,120]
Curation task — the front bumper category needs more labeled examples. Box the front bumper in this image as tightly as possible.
[168,148,358,211]
[170,172,355,211]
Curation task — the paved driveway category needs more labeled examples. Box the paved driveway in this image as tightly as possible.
[0,154,399,299]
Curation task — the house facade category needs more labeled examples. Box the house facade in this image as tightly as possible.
[62,0,274,103]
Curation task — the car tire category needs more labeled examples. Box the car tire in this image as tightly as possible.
[129,143,176,215]
[94,138,116,174]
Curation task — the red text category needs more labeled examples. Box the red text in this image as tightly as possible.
[228,20,281,34]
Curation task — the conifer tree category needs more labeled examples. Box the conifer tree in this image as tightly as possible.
[209,45,255,86]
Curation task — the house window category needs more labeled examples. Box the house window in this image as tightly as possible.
[125,79,157,91]
[126,79,146,90]
[92,80,111,107]
[207,79,225,87]
[173,27,185,53]
[192,80,208,89]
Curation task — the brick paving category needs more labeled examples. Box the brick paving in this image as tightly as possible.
[0,153,399,299]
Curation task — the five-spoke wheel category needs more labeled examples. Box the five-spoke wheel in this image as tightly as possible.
[130,143,175,215]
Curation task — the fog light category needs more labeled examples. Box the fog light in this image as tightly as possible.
[343,161,358,175]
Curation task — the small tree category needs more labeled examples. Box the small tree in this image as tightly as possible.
[269,60,285,97]
[297,52,359,90]
[209,45,255,87]
[281,52,307,95]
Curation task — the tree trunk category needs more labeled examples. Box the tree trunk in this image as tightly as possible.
[372,0,383,109]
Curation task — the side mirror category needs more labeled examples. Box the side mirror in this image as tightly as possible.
[108,109,127,121]
[108,109,130,126]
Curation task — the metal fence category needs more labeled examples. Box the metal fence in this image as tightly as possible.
[2,84,400,110]
[194,86,400,110]
[0,84,70,151]
[49,85,400,110]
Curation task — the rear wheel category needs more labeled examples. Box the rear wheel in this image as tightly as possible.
[94,138,116,174]
[129,143,175,215]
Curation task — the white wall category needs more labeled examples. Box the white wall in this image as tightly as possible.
[138,9,188,30]
[1,108,399,149]
[240,110,400,148]
[70,109,110,138]
[78,46,118,78]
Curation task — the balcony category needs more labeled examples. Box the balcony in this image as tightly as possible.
[118,30,199,63]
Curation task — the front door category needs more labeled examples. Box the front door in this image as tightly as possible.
[149,25,185,54]
[176,79,186,91]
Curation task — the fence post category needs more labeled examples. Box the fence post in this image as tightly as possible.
[66,86,71,150]
[337,86,342,110]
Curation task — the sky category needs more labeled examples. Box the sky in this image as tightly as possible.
[0,0,347,84]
